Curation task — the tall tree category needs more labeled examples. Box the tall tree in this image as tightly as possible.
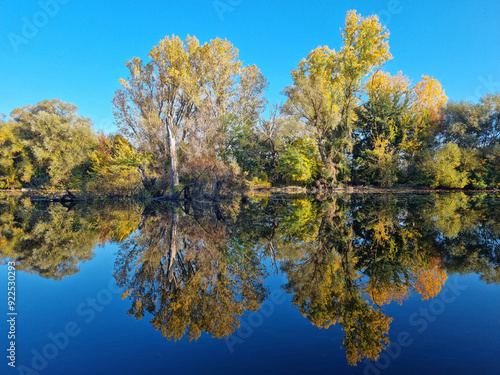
[113,35,267,193]
[283,10,392,184]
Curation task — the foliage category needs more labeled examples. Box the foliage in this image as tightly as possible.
[114,205,268,341]
[0,121,33,188]
[439,93,499,148]
[86,134,153,195]
[278,136,322,184]
[113,35,267,188]
[10,99,97,188]
[421,142,469,188]
[354,71,411,186]
[283,10,392,184]
[2,192,500,366]
[0,13,498,193]
[0,199,142,279]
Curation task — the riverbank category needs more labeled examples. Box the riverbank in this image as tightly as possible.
[1,186,499,203]
[248,185,500,195]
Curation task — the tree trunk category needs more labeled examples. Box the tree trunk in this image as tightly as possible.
[212,177,222,199]
[167,206,178,283]
[166,116,179,194]
[138,165,157,192]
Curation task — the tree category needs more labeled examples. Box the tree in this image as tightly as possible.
[0,202,98,280]
[283,10,392,184]
[281,200,393,366]
[421,142,469,188]
[434,93,499,188]
[9,99,96,187]
[354,71,411,186]
[278,136,322,184]
[439,95,499,148]
[86,134,153,195]
[406,75,448,155]
[0,121,33,188]
[114,203,268,341]
[227,104,308,184]
[0,199,143,279]
[113,35,267,193]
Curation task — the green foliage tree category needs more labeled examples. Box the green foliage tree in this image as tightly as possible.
[433,93,500,188]
[9,99,97,188]
[439,93,499,148]
[353,71,411,186]
[0,201,98,279]
[278,136,322,184]
[421,142,469,188]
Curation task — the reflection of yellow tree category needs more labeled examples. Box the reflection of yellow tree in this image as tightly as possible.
[282,201,392,366]
[354,196,418,308]
[412,257,447,300]
[278,195,472,366]
[89,201,142,243]
[431,193,479,238]
[0,199,143,279]
[357,197,449,304]
[0,201,98,279]
[366,281,410,306]
[115,204,268,341]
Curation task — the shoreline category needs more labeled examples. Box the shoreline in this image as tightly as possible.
[0,186,499,201]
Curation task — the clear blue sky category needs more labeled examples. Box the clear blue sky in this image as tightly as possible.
[1,0,499,133]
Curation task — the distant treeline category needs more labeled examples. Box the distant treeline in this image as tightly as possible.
[1,10,499,193]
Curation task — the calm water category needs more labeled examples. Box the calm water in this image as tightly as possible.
[1,193,499,374]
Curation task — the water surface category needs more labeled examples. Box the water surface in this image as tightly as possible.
[1,193,499,374]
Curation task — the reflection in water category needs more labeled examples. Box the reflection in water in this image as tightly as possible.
[114,203,268,341]
[0,199,142,279]
[1,193,499,365]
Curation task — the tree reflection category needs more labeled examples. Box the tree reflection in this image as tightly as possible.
[281,199,392,365]
[1,192,499,366]
[0,198,142,279]
[114,203,268,341]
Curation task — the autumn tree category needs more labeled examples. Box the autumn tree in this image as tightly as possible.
[0,120,33,188]
[280,200,393,366]
[114,203,268,341]
[113,35,267,193]
[9,99,97,188]
[401,75,448,166]
[283,11,392,184]
[86,134,153,195]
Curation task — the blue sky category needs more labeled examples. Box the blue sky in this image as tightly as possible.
[1,0,499,133]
